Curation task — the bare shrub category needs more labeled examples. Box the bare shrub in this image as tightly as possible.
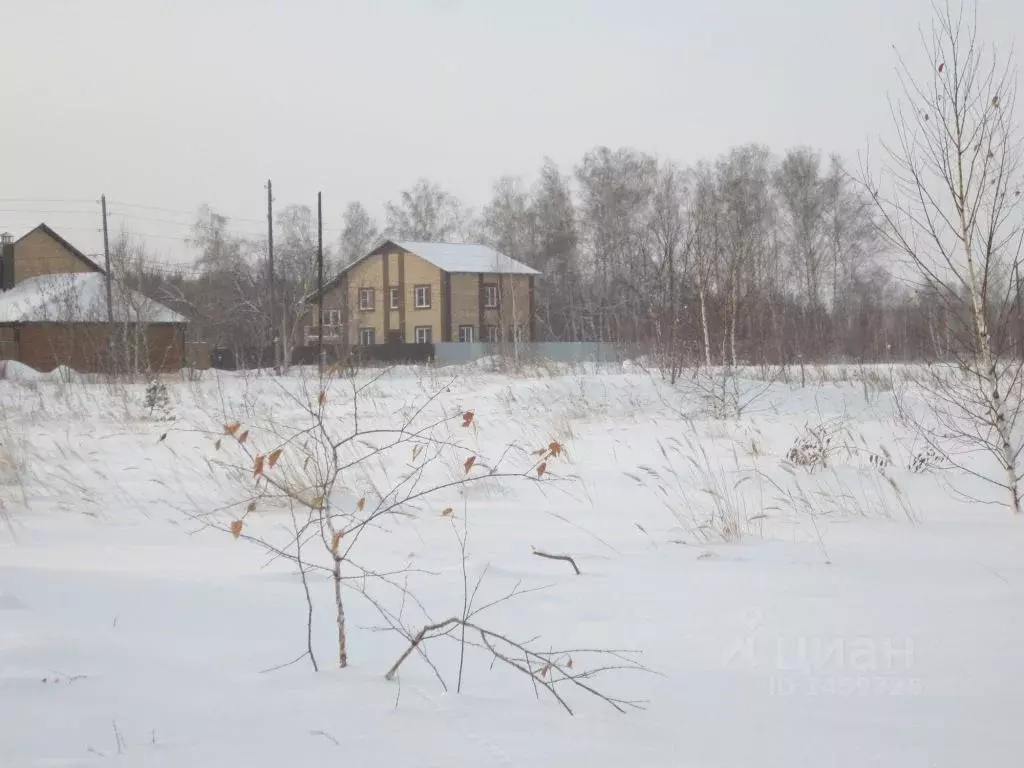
[786,419,846,471]
[182,365,641,711]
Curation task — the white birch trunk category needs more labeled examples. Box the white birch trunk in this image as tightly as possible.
[698,283,712,369]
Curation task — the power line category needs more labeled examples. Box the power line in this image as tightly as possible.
[0,208,99,215]
[108,200,267,226]
[0,198,96,204]
[107,211,265,238]
[2,199,350,242]
[108,199,348,233]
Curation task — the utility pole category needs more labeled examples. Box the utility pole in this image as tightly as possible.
[267,179,279,373]
[317,191,325,378]
[101,194,115,372]
[101,194,113,324]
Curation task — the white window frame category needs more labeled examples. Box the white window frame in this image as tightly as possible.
[484,284,499,309]
[325,309,341,326]
[389,286,400,310]
[415,326,433,344]
[358,287,375,311]
[485,325,498,343]
[458,325,475,343]
[358,327,375,346]
[414,285,431,309]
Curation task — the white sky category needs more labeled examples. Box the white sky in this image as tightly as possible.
[2,0,1022,264]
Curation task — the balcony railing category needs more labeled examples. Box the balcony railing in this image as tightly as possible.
[304,324,343,343]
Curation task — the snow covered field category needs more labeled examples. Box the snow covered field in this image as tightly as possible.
[2,362,1023,767]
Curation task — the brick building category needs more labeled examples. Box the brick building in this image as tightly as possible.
[0,224,187,373]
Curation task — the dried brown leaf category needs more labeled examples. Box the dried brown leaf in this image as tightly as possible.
[548,441,563,458]
[537,462,547,478]
[356,497,365,512]
[331,531,343,553]
[441,507,453,517]
[463,455,476,474]
[268,448,283,468]
[237,430,250,445]
[214,438,222,451]
[229,519,243,538]
[318,391,327,406]
[253,454,265,477]
[225,422,241,436]
[462,411,474,428]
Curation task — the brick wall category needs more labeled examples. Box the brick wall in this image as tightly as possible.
[13,229,98,284]
[13,323,184,373]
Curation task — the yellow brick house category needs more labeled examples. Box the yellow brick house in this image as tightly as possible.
[304,240,539,348]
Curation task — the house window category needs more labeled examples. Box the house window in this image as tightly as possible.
[359,327,375,346]
[414,326,433,344]
[324,309,341,326]
[484,284,499,308]
[485,325,499,343]
[458,325,475,343]
[358,287,375,311]
[414,285,431,309]
[389,287,400,310]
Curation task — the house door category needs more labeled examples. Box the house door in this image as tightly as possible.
[387,330,402,345]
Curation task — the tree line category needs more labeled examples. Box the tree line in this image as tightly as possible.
[109,142,1021,367]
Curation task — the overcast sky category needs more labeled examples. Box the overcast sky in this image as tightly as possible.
[2,0,1022,264]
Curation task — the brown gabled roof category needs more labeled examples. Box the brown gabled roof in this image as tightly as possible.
[15,223,106,275]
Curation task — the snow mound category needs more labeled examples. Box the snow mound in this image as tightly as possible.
[0,360,43,383]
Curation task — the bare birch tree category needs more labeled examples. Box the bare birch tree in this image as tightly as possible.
[339,201,379,265]
[385,179,468,242]
[649,161,692,379]
[530,161,581,341]
[690,163,719,368]
[868,2,1024,512]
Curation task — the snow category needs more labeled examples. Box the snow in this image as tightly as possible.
[1,364,1023,766]
[0,360,78,383]
[0,360,43,382]
[0,273,187,324]
[391,240,541,275]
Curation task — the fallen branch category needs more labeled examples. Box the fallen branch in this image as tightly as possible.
[384,618,461,681]
[532,547,580,575]
[385,616,647,715]
[309,730,340,746]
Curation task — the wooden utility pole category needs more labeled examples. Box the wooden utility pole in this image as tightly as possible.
[267,179,279,373]
[101,194,113,324]
[100,194,116,372]
[317,191,325,378]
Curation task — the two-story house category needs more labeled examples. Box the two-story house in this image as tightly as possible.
[304,240,540,347]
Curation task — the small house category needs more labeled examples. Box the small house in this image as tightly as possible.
[0,224,188,373]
